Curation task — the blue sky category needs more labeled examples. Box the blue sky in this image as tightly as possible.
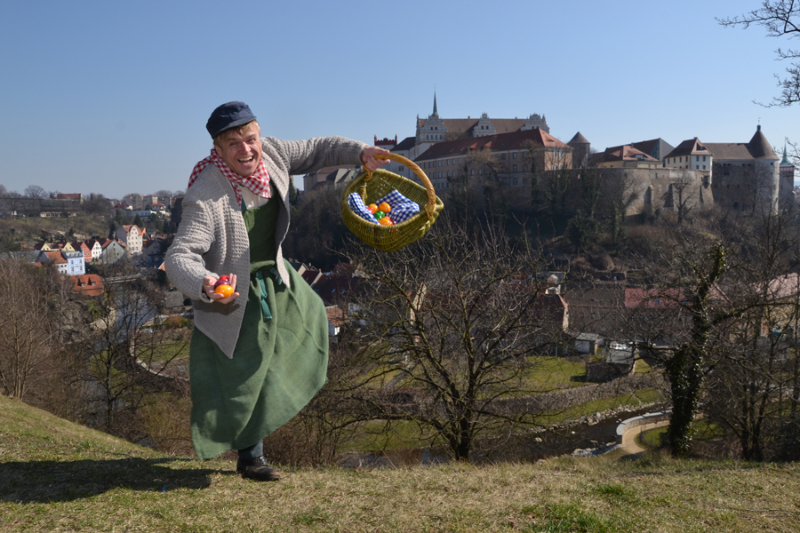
[1,0,798,198]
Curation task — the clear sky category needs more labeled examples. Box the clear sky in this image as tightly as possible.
[1,0,798,198]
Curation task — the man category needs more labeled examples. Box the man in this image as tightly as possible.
[165,102,388,481]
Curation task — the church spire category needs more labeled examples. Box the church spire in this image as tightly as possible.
[432,90,439,118]
[781,144,792,166]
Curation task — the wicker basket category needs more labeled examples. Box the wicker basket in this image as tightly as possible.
[341,153,444,252]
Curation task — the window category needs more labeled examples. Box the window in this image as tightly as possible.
[513,178,518,185]
[523,165,527,172]
[471,169,475,175]
[513,165,517,171]
[702,155,706,161]
[399,165,405,171]
[513,152,517,159]
[501,154,506,160]
[696,156,700,161]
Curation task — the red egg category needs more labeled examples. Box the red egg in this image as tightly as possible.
[214,276,230,289]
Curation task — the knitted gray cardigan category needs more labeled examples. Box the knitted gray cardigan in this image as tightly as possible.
[165,136,366,359]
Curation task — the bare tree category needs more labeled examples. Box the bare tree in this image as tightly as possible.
[83,193,112,217]
[632,211,800,458]
[579,164,603,221]
[703,212,800,460]
[671,177,695,225]
[719,1,800,106]
[633,231,746,457]
[0,260,64,398]
[71,269,187,438]
[24,185,48,199]
[343,217,565,461]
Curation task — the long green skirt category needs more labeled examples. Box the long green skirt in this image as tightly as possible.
[189,200,329,460]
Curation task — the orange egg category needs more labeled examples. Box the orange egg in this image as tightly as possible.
[367,204,378,214]
[379,217,393,226]
[215,284,234,298]
[378,202,391,213]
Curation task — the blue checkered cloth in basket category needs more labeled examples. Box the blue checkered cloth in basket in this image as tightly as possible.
[348,193,380,224]
[375,190,420,224]
[348,190,421,225]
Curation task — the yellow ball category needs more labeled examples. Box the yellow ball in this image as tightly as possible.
[215,284,234,298]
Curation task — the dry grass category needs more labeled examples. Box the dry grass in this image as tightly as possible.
[2,394,799,532]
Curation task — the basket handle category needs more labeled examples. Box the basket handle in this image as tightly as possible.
[364,153,437,219]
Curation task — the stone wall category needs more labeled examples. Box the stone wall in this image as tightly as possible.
[454,167,713,218]
[711,162,780,215]
[363,372,667,420]
[489,372,666,417]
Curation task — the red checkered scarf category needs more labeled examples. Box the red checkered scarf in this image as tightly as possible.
[187,149,270,206]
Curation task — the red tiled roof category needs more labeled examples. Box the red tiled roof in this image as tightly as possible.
[415,129,571,162]
[599,145,659,163]
[326,306,347,327]
[625,288,683,309]
[71,274,104,296]
[43,251,67,264]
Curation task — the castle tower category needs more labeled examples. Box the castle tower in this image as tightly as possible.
[416,90,447,144]
[568,132,591,168]
[748,125,781,215]
[521,113,550,133]
[780,144,795,208]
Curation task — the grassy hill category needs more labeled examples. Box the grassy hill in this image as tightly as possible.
[1,394,799,532]
[1,215,110,243]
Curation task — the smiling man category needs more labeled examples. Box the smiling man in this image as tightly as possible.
[165,101,388,481]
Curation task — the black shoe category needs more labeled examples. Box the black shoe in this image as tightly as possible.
[236,455,281,482]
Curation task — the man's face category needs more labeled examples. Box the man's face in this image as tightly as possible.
[215,122,262,177]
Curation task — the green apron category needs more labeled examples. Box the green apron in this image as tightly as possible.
[189,195,329,460]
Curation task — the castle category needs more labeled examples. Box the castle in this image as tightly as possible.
[374,95,795,218]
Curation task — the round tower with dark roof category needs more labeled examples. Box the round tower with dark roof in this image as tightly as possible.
[568,132,591,168]
[749,125,781,215]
